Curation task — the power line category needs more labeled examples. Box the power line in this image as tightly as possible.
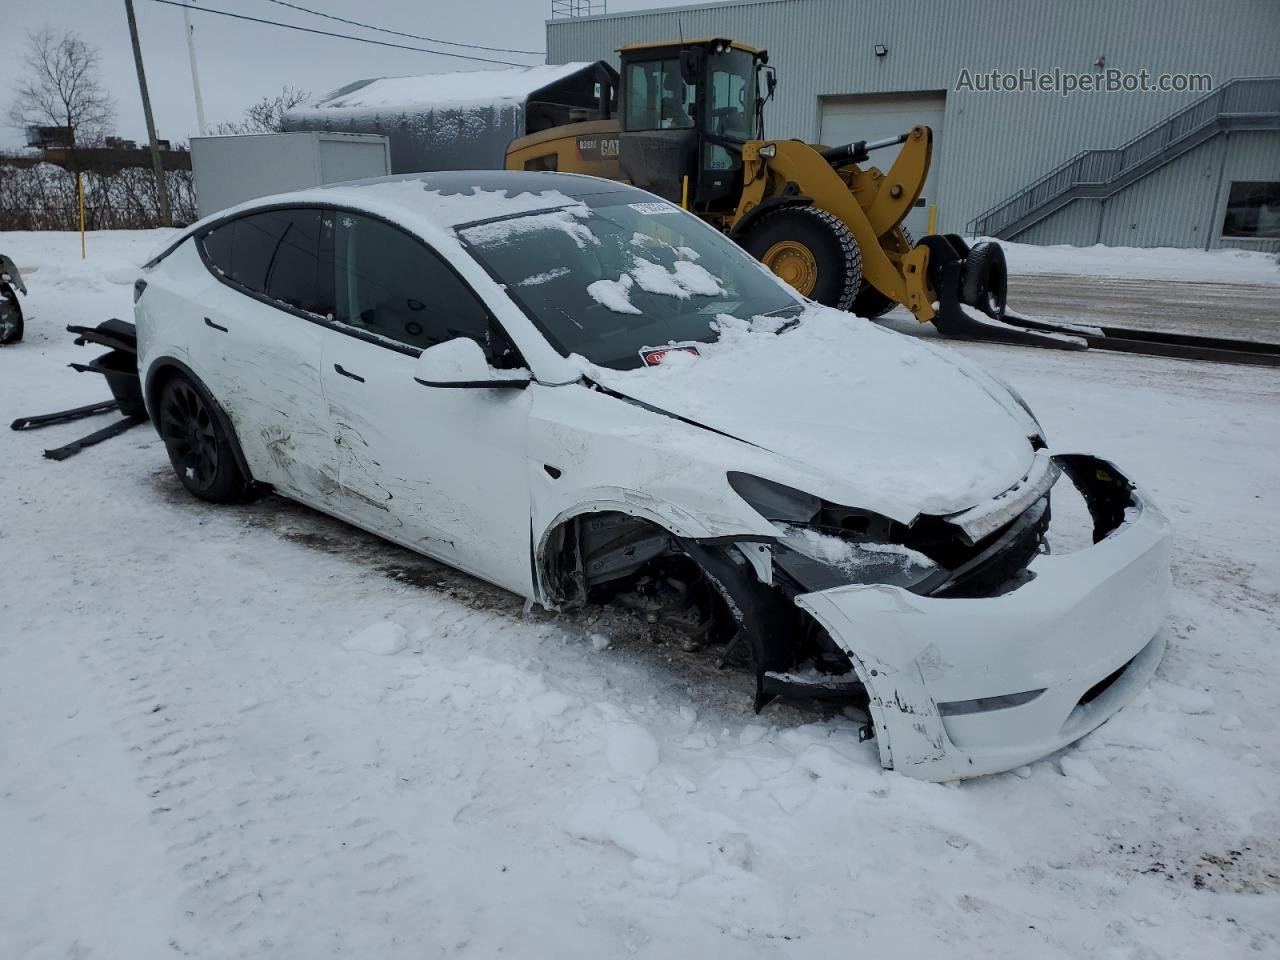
[146,0,534,66]
[258,0,545,57]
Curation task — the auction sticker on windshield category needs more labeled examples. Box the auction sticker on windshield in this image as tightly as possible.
[640,343,702,366]
[628,202,679,215]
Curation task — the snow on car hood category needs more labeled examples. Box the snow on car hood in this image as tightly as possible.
[576,307,1039,519]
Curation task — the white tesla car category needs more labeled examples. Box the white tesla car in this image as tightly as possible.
[134,171,1172,781]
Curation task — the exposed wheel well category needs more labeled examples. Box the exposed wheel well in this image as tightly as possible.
[537,509,856,709]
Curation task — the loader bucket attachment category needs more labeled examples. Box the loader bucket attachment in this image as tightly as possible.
[919,236,1088,351]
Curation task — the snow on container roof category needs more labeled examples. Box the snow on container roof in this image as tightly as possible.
[293,62,597,116]
[283,62,603,175]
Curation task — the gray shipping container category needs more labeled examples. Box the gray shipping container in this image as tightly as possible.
[190,131,392,218]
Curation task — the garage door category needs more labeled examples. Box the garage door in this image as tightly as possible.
[819,91,946,238]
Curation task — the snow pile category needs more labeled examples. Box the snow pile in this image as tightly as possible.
[586,273,641,314]
[460,204,595,248]
[629,257,724,299]
[516,266,571,287]
[342,621,408,656]
[991,238,1280,284]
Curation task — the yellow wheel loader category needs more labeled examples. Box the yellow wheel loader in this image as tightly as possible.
[507,38,1076,348]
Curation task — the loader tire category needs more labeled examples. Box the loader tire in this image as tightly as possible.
[851,226,913,318]
[740,207,861,310]
[0,287,22,345]
[157,373,254,503]
[962,240,1008,320]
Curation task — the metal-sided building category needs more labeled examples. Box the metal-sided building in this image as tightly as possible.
[546,0,1280,250]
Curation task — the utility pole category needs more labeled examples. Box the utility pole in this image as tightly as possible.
[124,0,172,227]
[183,1,208,137]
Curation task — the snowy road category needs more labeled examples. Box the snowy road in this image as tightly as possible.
[2,231,1278,959]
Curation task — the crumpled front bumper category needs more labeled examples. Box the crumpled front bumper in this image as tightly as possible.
[796,455,1172,782]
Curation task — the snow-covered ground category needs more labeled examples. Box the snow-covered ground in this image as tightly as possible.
[2,230,1278,959]
[990,237,1280,285]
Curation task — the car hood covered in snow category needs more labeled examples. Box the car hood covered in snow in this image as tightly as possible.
[577,307,1041,521]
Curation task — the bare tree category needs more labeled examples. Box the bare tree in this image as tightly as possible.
[212,86,310,136]
[7,28,115,146]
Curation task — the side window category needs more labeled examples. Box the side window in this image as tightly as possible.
[202,216,279,293]
[201,208,333,317]
[624,60,693,131]
[333,213,492,354]
[265,209,326,315]
[225,212,287,294]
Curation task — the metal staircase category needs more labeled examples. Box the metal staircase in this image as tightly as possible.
[967,77,1280,239]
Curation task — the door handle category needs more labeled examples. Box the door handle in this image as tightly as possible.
[333,363,365,383]
[204,317,228,332]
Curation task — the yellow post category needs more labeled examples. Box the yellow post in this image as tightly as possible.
[926,203,938,236]
[78,173,86,259]
[681,175,689,211]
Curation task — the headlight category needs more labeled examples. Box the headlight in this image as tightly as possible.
[772,522,938,591]
[728,473,941,591]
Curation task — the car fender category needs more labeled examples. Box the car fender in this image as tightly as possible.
[142,354,256,484]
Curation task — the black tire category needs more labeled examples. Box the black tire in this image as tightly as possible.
[0,287,23,345]
[961,240,1008,320]
[156,374,253,503]
[850,225,913,318]
[739,206,861,310]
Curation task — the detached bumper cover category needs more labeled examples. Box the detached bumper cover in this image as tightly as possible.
[796,455,1172,781]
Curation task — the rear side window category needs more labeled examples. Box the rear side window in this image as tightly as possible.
[333,213,491,353]
[265,209,328,314]
[200,208,332,316]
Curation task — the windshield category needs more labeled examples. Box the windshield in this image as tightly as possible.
[458,196,800,370]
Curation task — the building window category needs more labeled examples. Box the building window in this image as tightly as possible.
[1222,181,1280,239]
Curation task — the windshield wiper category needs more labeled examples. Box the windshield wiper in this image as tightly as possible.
[755,303,805,334]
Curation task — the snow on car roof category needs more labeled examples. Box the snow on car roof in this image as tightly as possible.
[292,63,597,116]
[316,171,640,226]
[145,172,646,267]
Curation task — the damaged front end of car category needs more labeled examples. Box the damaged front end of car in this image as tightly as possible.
[536,449,1171,782]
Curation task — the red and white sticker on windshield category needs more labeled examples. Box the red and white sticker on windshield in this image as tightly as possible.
[639,343,702,366]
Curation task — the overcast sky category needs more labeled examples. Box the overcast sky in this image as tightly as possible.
[0,0,698,150]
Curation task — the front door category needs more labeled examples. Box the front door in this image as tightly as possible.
[318,211,535,596]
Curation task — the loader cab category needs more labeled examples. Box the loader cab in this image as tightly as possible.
[617,38,772,212]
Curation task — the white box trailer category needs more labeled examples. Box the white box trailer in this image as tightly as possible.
[190,131,391,218]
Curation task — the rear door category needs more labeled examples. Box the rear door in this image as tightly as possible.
[193,208,338,504]
[318,211,535,595]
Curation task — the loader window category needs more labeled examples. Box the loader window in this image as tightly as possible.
[625,60,695,131]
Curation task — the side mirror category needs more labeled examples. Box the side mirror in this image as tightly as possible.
[762,66,778,102]
[413,337,532,390]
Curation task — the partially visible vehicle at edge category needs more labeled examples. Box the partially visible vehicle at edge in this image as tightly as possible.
[133,170,1173,782]
[0,254,26,345]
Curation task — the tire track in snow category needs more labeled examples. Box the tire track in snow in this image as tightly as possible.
[77,628,429,957]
